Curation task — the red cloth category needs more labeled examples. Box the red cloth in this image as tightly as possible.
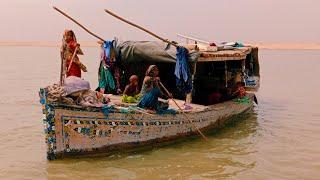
[66,41,81,78]
[238,87,246,98]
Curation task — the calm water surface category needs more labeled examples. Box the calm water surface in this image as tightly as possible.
[0,47,319,179]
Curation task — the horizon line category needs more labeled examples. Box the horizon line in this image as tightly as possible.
[0,41,319,50]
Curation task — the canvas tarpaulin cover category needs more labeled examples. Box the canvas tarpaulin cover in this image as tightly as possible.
[114,40,200,64]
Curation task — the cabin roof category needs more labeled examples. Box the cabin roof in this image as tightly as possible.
[115,40,254,64]
[197,47,253,62]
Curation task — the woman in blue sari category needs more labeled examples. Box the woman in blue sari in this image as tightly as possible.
[138,65,172,111]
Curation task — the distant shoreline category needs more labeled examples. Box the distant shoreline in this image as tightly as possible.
[0,41,319,50]
[248,43,320,50]
[0,41,98,47]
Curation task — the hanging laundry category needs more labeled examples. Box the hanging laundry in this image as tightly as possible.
[98,63,116,93]
[102,40,116,64]
[175,46,189,82]
[175,46,192,94]
[98,41,121,94]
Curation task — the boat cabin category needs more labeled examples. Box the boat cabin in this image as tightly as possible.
[114,40,259,106]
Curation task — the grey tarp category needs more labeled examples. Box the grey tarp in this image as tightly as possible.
[114,40,200,64]
[64,76,90,95]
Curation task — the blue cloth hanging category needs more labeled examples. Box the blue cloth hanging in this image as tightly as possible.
[175,46,192,94]
[103,41,114,63]
[176,76,192,94]
[175,46,189,82]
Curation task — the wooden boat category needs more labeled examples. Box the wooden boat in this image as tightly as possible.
[39,40,259,160]
[40,90,255,160]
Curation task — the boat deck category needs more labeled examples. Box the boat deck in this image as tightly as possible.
[108,95,208,113]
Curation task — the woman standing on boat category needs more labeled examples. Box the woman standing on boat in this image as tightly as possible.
[97,41,122,94]
[61,30,87,78]
[138,65,172,112]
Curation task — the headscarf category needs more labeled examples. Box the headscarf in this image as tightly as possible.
[63,29,77,42]
[62,29,84,55]
[145,65,157,77]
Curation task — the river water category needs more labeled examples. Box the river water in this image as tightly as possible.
[0,47,319,179]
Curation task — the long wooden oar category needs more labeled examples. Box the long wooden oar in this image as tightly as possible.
[53,6,105,42]
[104,9,178,48]
[159,82,208,141]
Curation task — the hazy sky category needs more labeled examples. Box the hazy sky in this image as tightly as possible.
[0,0,319,43]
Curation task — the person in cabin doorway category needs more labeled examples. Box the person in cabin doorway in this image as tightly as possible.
[208,87,222,104]
[233,82,246,99]
[122,75,140,103]
[138,65,172,112]
[61,30,87,78]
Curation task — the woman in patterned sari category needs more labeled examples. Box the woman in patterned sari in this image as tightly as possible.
[138,65,172,111]
[61,30,87,78]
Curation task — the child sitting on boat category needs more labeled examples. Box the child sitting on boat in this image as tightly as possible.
[122,75,140,103]
[233,82,246,99]
[138,65,172,112]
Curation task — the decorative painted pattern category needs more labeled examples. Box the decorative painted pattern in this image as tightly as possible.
[60,116,206,142]
[39,88,57,160]
[40,88,253,160]
[62,116,205,127]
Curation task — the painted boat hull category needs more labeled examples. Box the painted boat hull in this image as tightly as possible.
[40,89,254,160]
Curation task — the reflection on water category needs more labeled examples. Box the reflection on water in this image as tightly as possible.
[0,47,320,179]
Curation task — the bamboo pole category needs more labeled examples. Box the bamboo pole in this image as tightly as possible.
[104,9,178,47]
[177,33,210,45]
[59,50,65,86]
[159,82,208,141]
[225,61,228,87]
[67,46,79,73]
[53,6,105,42]
[186,62,197,104]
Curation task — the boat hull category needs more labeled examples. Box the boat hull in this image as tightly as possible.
[40,89,254,160]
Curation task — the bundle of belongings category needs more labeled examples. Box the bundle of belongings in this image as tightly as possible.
[184,41,245,52]
[45,76,110,107]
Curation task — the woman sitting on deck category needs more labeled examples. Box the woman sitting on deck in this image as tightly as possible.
[138,65,172,112]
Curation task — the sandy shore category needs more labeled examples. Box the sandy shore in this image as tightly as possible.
[0,41,319,50]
